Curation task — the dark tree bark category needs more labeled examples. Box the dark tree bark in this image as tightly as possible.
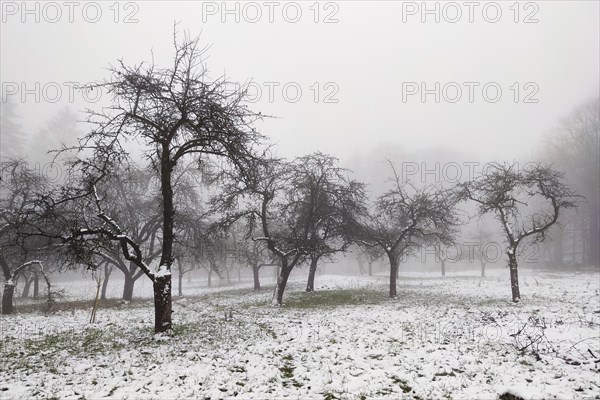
[481,261,486,278]
[441,260,446,278]
[153,276,172,333]
[252,265,261,291]
[368,261,373,276]
[1,258,46,314]
[272,259,292,306]
[207,269,212,288]
[1,255,16,314]
[2,283,15,315]
[154,147,175,334]
[389,254,399,298]
[306,257,319,292]
[509,251,520,302]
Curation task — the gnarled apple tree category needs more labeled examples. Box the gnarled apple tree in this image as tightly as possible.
[460,162,577,302]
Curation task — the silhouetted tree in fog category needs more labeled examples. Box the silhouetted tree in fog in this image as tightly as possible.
[0,160,59,314]
[460,162,577,302]
[291,153,366,293]
[357,161,459,298]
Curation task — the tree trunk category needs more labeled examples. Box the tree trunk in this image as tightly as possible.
[153,276,172,334]
[481,261,486,278]
[226,268,230,284]
[389,254,398,298]
[441,260,446,278]
[368,261,373,276]
[207,269,212,288]
[509,252,520,302]
[272,259,291,306]
[2,282,15,315]
[156,146,174,335]
[237,268,241,282]
[306,257,318,292]
[0,256,15,314]
[253,265,261,291]
[33,273,39,299]
[101,265,112,300]
[21,275,32,298]
[90,279,102,323]
[122,273,135,301]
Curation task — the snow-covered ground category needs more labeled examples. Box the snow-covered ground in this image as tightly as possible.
[1,268,599,399]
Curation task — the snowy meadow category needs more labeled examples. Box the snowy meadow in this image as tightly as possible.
[2,268,599,400]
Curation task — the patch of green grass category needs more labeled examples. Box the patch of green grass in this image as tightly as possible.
[390,375,412,393]
[279,363,295,379]
[14,298,149,315]
[283,288,385,309]
[22,326,126,356]
[374,387,393,396]
[434,371,457,377]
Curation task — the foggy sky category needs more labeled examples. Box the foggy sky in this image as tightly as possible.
[1,1,598,166]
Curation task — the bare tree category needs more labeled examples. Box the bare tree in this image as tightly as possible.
[213,152,365,304]
[432,239,460,278]
[460,162,577,302]
[212,156,306,305]
[223,220,274,291]
[0,160,59,314]
[356,242,385,277]
[357,161,459,298]
[60,33,264,334]
[465,225,497,278]
[242,239,275,291]
[291,153,366,293]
